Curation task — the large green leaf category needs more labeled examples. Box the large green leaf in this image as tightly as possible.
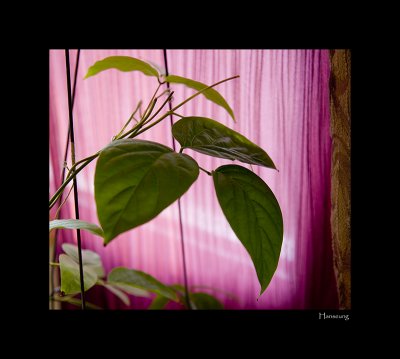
[94,139,199,244]
[165,75,235,121]
[108,267,178,302]
[172,117,276,169]
[85,56,159,79]
[62,243,105,278]
[49,219,104,237]
[59,254,98,295]
[189,293,224,310]
[213,165,283,295]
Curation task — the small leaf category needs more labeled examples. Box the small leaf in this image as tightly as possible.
[85,56,159,79]
[62,243,105,278]
[49,219,104,237]
[189,293,224,310]
[172,117,276,169]
[165,75,235,121]
[110,283,150,298]
[99,281,130,306]
[51,294,102,310]
[59,254,97,295]
[148,295,169,310]
[213,165,283,295]
[108,267,178,302]
[94,139,199,244]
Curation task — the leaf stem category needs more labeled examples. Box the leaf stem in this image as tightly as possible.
[49,75,239,209]
[199,166,212,176]
[171,75,239,113]
[113,100,143,139]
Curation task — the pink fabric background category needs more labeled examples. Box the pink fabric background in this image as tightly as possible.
[49,49,338,309]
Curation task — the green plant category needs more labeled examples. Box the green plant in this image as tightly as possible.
[49,55,284,308]
[49,243,226,309]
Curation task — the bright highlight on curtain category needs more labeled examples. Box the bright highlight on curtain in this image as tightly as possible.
[49,49,338,309]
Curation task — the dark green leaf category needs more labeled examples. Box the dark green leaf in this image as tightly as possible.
[62,243,105,278]
[172,117,276,169]
[108,267,178,302]
[189,293,224,310]
[213,165,283,295]
[94,139,199,244]
[59,254,97,295]
[148,295,169,310]
[165,75,235,121]
[49,219,104,237]
[85,56,159,79]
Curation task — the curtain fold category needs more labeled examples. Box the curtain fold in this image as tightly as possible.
[49,49,338,309]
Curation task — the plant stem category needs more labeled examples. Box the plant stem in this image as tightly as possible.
[65,49,85,309]
[199,166,212,176]
[171,75,239,113]
[118,98,158,140]
[49,75,239,208]
[133,75,239,137]
[53,184,74,219]
[50,156,97,209]
[66,153,99,180]
[129,92,174,137]
[113,100,143,139]
[141,83,161,120]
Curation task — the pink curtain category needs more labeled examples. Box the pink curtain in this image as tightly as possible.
[49,49,338,309]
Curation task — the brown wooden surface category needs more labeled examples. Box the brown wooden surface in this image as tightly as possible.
[330,50,351,309]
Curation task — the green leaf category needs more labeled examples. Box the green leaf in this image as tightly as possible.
[165,75,235,121]
[49,219,104,237]
[98,280,130,306]
[62,243,105,278]
[172,117,276,169]
[213,165,283,295]
[189,293,224,310]
[51,294,102,310]
[94,139,199,244]
[59,254,98,295]
[108,267,178,302]
[110,283,150,298]
[148,295,169,310]
[85,56,159,79]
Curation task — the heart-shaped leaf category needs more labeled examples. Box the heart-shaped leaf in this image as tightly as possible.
[172,117,276,169]
[49,219,104,237]
[108,267,178,302]
[62,243,105,278]
[85,56,159,79]
[165,75,235,121]
[189,292,224,310]
[94,139,199,244]
[59,254,98,295]
[213,165,283,296]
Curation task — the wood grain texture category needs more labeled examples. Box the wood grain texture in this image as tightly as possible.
[330,50,351,309]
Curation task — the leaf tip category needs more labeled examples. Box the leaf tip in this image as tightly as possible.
[83,71,92,80]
